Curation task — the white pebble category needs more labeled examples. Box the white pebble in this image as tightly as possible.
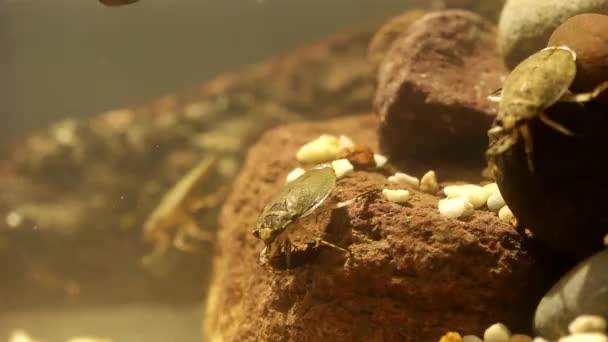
[569,315,607,334]
[331,158,354,179]
[9,330,39,342]
[373,153,388,168]
[462,335,483,342]
[438,197,474,219]
[532,338,550,342]
[558,333,608,342]
[443,184,491,209]
[338,135,355,148]
[483,182,499,194]
[484,323,511,342]
[487,190,506,212]
[285,168,306,183]
[296,134,340,163]
[509,334,533,342]
[604,234,608,247]
[420,170,439,194]
[5,211,23,228]
[388,172,420,189]
[382,189,411,203]
[498,206,515,223]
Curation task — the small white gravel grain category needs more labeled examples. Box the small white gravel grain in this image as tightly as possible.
[285,168,306,183]
[338,135,355,148]
[373,154,388,168]
[382,189,411,203]
[487,190,506,212]
[462,335,483,342]
[558,333,608,342]
[569,315,607,334]
[420,170,439,193]
[388,172,420,189]
[604,234,608,247]
[296,134,340,163]
[438,197,474,219]
[532,338,550,342]
[331,158,354,179]
[484,323,511,342]
[483,182,499,195]
[443,184,491,209]
[498,206,514,223]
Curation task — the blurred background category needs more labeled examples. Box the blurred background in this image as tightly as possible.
[1,0,409,144]
[0,1,410,341]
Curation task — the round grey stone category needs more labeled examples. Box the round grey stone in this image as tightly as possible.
[534,249,608,340]
[498,0,608,69]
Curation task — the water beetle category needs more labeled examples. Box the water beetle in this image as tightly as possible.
[486,45,608,172]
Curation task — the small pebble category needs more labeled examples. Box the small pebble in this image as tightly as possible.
[604,234,608,246]
[296,134,340,163]
[509,334,533,342]
[336,145,376,169]
[558,333,608,342]
[285,168,306,183]
[487,190,506,212]
[484,323,511,342]
[382,189,411,204]
[439,332,463,342]
[420,170,439,194]
[483,182,499,194]
[331,158,354,179]
[338,135,355,148]
[462,335,483,342]
[533,338,550,342]
[569,316,607,334]
[438,197,474,219]
[374,154,388,168]
[498,206,515,223]
[388,172,420,189]
[443,184,491,209]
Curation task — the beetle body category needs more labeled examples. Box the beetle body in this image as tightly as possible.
[253,165,337,266]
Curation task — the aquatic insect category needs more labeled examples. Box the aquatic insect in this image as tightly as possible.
[252,164,374,268]
[486,45,608,171]
[142,156,220,267]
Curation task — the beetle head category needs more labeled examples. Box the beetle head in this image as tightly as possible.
[252,210,293,246]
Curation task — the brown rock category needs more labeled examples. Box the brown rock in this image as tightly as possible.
[374,10,506,166]
[367,9,428,74]
[204,114,554,342]
[336,145,376,169]
[548,13,608,93]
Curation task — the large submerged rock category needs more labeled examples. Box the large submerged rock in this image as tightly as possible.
[204,114,555,341]
[374,10,505,166]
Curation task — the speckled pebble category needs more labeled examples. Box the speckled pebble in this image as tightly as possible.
[558,333,608,342]
[498,0,608,69]
[535,250,608,340]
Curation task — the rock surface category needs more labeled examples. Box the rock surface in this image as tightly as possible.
[204,114,556,342]
[548,13,608,93]
[367,9,428,74]
[534,249,608,340]
[498,0,608,69]
[374,10,505,166]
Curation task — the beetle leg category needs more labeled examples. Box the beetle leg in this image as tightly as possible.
[559,81,608,103]
[485,131,518,156]
[333,189,380,209]
[519,124,535,173]
[283,238,292,269]
[538,112,575,136]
